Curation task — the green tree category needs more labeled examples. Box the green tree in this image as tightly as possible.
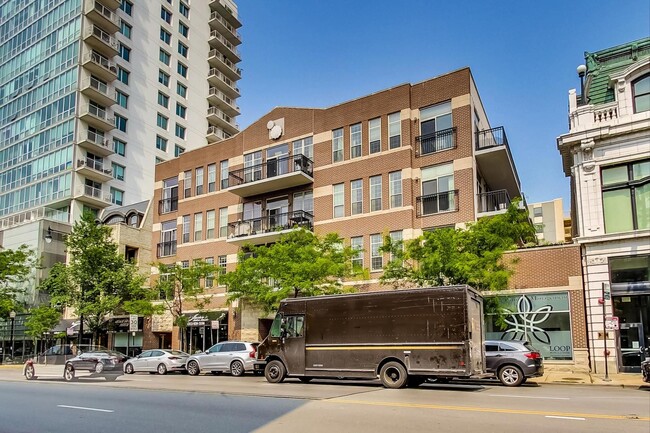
[221,229,359,314]
[0,245,37,318]
[152,260,218,351]
[45,212,152,343]
[24,305,61,351]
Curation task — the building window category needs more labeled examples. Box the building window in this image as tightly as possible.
[370,175,382,211]
[181,260,190,269]
[389,171,402,208]
[159,70,170,87]
[610,255,650,292]
[177,83,187,98]
[602,160,650,233]
[351,179,363,215]
[195,167,204,195]
[158,91,169,108]
[351,236,363,270]
[159,49,171,66]
[220,160,229,189]
[120,21,132,38]
[179,22,189,38]
[632,74,650,114]
[293,191,313,213]
[178,42,188,58]
[115,115,127,132]
[179,2,189,18]
[389,230,403,262]
[161,6,172,24]
[350,123,362,159]
[388,112,401,149]
[116,90,128,108]
[176,103,186,118]
[206,210,215,239]
[205,257,214,287]
[533,207,543,217]
[110,188,124,205]
[120,0,133,15]
[183,170,192,198]
[119,44,131,61]
[157,113,169,130]
[194,213,203,241]
[208,164,217,192]
[174,145,185,157]
[182,215,190,243]
[175,124,186,139]
[112,163,125,181]
[156,135,168,151]
[370,234,383,271]
[219,207,228,238]
[160,28,171,45]
[113,139,126,156]
[419,101,454,154]
[333,183,344,218]
[117,67,129,85]
[369,117,381,154]
[218,255,227,275]
[177,62,188,78]
[332,128,343,162]
[420,163,455,215]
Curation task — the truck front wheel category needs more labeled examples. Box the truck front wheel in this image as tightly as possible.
[379,361,408,389]
[264,360,286,384]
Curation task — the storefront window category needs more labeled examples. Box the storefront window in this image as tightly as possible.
[485,292,573,360]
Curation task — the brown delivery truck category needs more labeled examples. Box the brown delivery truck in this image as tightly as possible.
[255,285,484,388]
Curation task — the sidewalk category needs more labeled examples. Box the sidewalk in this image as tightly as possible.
[529,370,648,387]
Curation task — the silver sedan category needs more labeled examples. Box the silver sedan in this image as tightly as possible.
[123,349,189,375]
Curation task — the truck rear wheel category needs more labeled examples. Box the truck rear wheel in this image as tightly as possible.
[264,360,286,384]
[379,361,408,389]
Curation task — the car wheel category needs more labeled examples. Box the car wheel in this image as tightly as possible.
[157,363,168,375]
[298,377,312,383]
[125,363,135,374]
[498,365,524,387]
[24,364,35,380]
[379,361,408,389]
[230,360,244,377]
[264,360,286,384]
[407,376,425,387]
[187,360,200,376]
[64,365,75,382]
[95,362,104,374]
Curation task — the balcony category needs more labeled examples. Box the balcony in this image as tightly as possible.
[157,241,177,258]
[208,87,240,116]
[475,126,521,200]
[75,184,112,208]
[227,210,314,246]
[208,68,240,98]
[206,126,230,143]
[79,104,114,131]
[84,0,120,33]
[476,189,511,217]
[97,0,121,9]
[206,106,239,135]
[209,0,242,28]
[209,30,241,62]
[78,129,114,157]
[76,158,113,182]
[415,190,459,218]
[415,127,456,157]
[227,154,314,198]
[83,24,119,57]
[209,11,242,45]
[158,197,178,214]
[208,49,242,81]
[82,51,117,81]
[80,76,115,107]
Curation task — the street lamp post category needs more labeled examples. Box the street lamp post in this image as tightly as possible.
[78,287,84,347]
[9,311,16,362]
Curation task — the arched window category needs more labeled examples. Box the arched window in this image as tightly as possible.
[632,74,650,113]
[128,213,140,227]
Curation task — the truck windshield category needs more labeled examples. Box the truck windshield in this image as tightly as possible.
[269,313,282,337]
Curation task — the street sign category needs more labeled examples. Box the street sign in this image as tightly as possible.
[602,282,611,301]
[211,320,219,330]
[605,316,619,331]
[129,314,138,332]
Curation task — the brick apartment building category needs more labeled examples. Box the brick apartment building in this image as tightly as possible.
[150,67,522,349]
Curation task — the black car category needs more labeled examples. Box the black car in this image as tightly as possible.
[484,340,544,386]
[62,349,128,382]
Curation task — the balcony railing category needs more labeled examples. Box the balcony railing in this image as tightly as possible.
[208,49,242,77]
[416,190,459,217]
[78,158,112,175]
[209,30,240,57]
[228,154,314,187]
[415,127,456,157]
[81,184,111,202]
[89,1,119,26]
[83,129,110,148]
[209,11,242,42]
[83,76,113,98]
[157,241,177,258]
[228,210,314,238]
[476,126,508,151]
[477,189,511,213]
[83,51,117,72]
[158,197,178,214]
[206,126,230,141]
[85,24,118,50]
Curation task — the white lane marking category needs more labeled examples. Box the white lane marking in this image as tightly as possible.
[545,416,586,421]
[57,405,114,413]
[486,394,570,400]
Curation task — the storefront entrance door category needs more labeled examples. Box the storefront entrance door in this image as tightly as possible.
[619,322,646,373]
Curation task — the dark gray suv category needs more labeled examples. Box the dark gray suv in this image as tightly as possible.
[485,340,544,386]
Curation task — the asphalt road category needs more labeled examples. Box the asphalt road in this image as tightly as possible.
[0,373,648,433]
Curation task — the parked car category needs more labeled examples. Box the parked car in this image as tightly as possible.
[186,341,258,377]
[484,340,544,386]
[642,358,650,383]
[123,349,189,375]
[61,349,128,382]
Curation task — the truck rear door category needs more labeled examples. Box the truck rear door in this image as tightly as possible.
[468,294,484,375]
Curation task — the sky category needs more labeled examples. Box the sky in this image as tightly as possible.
[233,1,650,215]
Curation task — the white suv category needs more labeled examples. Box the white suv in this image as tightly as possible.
[186,341,258,377]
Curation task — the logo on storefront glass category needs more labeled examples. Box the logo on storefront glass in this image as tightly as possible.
[500,295,552,345]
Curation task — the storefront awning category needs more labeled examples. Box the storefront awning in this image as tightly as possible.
[184,311,227,327]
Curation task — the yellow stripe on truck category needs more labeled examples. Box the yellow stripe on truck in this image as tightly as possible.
[306,346,459,351]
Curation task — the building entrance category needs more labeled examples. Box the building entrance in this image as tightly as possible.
[613,295,649,373]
